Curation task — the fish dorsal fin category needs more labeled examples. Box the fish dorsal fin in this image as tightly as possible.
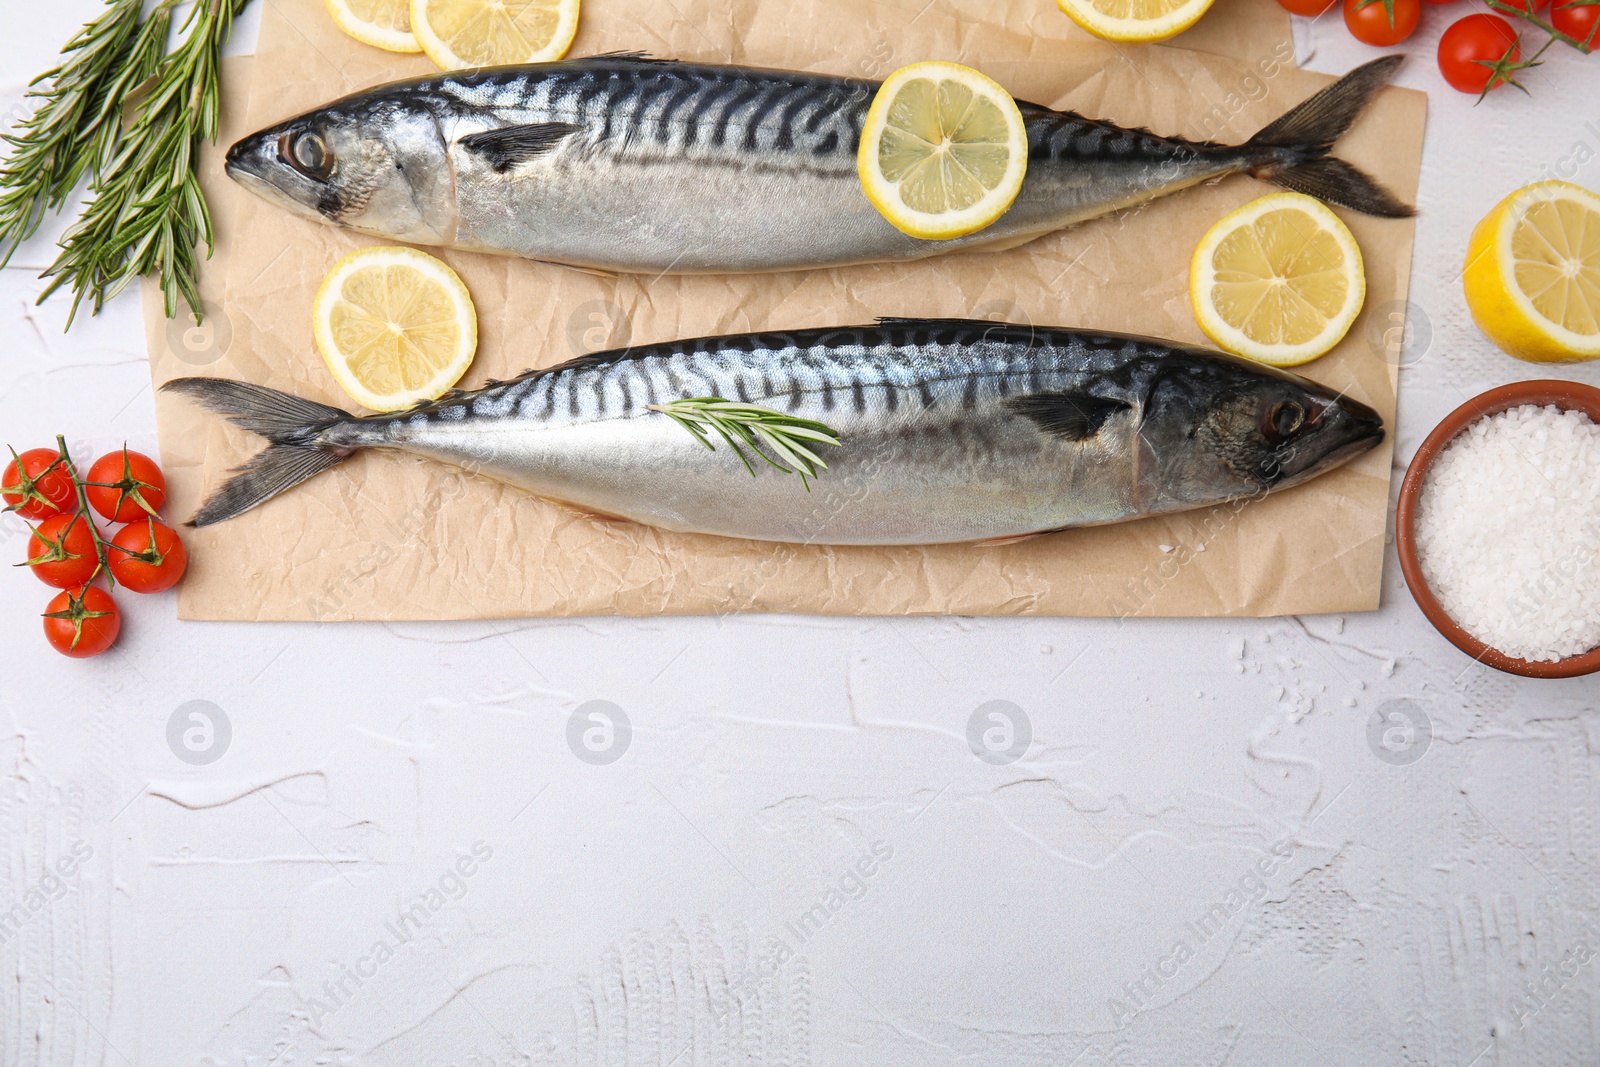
[1006,392,1130,441]
[584,50,673,62]
[458,122,581,172]
[876,316,993,329]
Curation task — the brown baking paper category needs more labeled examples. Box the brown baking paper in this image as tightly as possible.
[873,0,1296,63]
[144,0,1424,621]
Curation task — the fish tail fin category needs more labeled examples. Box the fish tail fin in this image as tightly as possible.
[1244,55,1414,219]
[162,377,361,527]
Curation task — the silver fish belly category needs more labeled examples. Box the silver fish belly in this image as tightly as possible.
[225,56,1412,274]
[166,320,1387,544]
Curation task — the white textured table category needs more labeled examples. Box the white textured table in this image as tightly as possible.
[2,4,1597,1065]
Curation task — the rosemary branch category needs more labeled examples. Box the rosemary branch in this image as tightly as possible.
[0,0,169,264]
[33,0,250,325]
[647,397,842,489]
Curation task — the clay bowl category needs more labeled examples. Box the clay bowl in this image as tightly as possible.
[1395,379,1600,679]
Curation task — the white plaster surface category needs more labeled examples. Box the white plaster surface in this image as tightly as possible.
[2,3,1599,1064]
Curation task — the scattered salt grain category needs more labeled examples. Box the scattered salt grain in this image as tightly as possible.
[1415,404,1600,663]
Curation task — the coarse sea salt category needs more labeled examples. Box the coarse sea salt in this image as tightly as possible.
[1415,404,1600,663]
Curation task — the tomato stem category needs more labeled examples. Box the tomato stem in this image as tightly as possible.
[1472,34,1551,102]
[1483,0,1595,52]
[53,434,118,588]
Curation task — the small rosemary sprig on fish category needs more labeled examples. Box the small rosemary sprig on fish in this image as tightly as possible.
[646,397,841,489]
[0,0,249,326]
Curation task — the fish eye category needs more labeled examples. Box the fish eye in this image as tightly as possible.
[284,130,332,180]
[1264,400,1305,442]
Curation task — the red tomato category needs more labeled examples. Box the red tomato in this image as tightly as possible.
[1438,15,1522,93]
[86,448,166,523]
[42,585,120,658]
[25,512,100,589]
[1345,0,1421,43]
[1496,0,1547,12]
[109,519,188,593]
[1551,0,1600,47]
[3,448,75,521]
[1276,0,1338,14]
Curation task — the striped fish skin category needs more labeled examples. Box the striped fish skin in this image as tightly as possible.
[170,320,1385,543]
[224,55,1407,274]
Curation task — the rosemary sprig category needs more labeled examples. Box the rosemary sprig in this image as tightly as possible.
[0,0,170,265]
[36,0,250,325]
[647,397,842,489]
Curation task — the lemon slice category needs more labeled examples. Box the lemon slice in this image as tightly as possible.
[858,62,1029,242]
[1189,192,1366,368]
[313,246,478,412]
[1057,0,1215,43]
[326,0,420,52]
[1464,181,1600,364]
[410,0,580,70]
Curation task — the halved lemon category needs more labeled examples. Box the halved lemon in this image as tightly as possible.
[313,246,478,412]
[1464,181,1600,364]
[410,0,580,70]
[858,62,1029,242]
[1057,0,1215,43]
[1189,192,1366,368]
[326,0,420,52]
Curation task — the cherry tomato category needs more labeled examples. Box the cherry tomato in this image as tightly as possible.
[1276,0,1338,15]
[1496,0,1547,13]
[1345,0,1421,43]
[3,447,75,520]
[109,519,187,593]
[1551,0,1600,47]
[86,448,166,523]
[42,584,120,658]
[1438,14,1522,93]
[25,512,100,589]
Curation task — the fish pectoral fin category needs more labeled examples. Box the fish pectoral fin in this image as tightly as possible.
[458,122,582,173]
[1005,391,1131,441]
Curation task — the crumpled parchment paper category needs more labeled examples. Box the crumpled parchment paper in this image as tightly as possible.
[143,0,1425,621]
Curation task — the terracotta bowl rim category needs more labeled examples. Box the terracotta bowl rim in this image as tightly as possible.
[1394,379,1600,680]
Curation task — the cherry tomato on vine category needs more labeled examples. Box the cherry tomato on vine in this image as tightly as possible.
[109,519,187,594]
[86,448,166,522]
[42,584,120,658]
[1275,0,1338,15]
[1551,0,1600,47]
[25,512,100,589]
[1345,0,1421,44]
[1438,14,1523,93]
[1496,0,1548,13]
[3,447,75,520]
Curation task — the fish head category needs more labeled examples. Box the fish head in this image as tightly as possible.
[1138,352,1385,508]
[226,97,455,244]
